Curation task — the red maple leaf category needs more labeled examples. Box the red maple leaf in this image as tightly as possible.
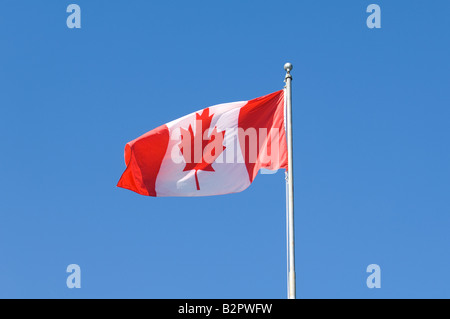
[178,108,226,190]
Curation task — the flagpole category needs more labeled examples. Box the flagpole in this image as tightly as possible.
[284,62,296,299]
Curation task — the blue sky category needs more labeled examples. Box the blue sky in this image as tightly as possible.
[0,1,449,298]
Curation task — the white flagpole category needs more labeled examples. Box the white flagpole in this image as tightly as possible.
[284,62,296,299]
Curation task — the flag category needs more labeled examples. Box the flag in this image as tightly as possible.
[117,90,288,197]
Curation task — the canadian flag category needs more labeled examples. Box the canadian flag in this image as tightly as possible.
[117,90,288,197]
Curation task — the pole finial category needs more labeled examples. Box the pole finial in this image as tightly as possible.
[284,62,293,73]
[284,63,293,82]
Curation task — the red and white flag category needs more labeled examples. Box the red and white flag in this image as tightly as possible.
[117,90,288,197]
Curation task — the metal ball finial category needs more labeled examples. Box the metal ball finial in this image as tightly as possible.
[284,63,293,73]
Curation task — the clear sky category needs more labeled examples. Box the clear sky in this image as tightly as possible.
[0,1,449,298]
